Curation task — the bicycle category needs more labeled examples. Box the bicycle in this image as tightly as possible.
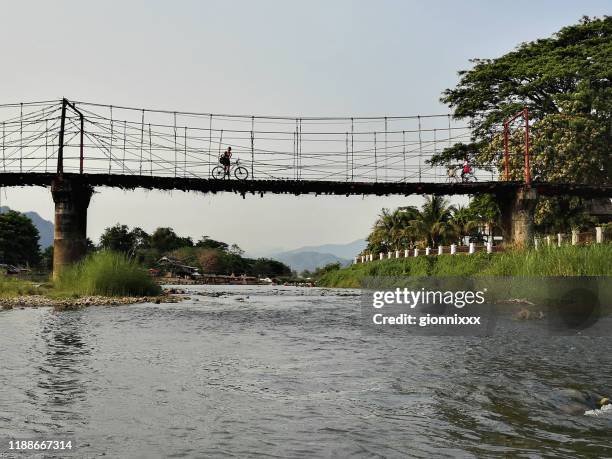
[446,166,477,183]
[211,158,249,180]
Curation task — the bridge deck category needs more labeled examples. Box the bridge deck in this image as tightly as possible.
[1,173,610,198]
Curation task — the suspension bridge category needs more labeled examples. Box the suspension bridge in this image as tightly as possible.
[0,98,609,276]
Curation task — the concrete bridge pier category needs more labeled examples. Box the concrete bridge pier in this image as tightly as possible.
[497,187,538,249]
[51,177,93,279]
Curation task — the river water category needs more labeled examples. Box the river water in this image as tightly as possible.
[1,285,611,458]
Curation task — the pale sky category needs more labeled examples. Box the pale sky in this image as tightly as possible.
[0,1,609,255]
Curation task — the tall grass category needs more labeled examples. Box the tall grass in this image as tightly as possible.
[54,251,161,297]
[0,275,38,297]
[317,244,612,287]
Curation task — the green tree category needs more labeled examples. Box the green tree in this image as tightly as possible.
[196,236,229,251]
[366,206,420,254]
[0,210,40,266]
[150,227,192,253]
[431,16,611,230]
[411,196,457,247]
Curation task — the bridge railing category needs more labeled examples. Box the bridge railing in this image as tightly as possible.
[0,99,505,184]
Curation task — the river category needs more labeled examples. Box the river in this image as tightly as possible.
[1,285,611,458]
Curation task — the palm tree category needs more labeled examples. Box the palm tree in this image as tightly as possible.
[452,205,480,245]
[366,206,420,254]
[410,195,458,247]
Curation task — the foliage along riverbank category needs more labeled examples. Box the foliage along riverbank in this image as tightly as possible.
[316,244,612,288]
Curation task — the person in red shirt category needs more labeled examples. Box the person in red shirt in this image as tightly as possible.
[461,159,471,182]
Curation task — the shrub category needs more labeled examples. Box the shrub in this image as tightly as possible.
[54,251,161,297]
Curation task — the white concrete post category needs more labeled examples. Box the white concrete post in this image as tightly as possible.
[404,249,409,258]
[546,235,552,246]
[414,248,419,257]
[379,252,384,260]
[395,250,400,259]
[387,252,392,259]
[369,254,374,262]
[438,246,443,255]
[450,244,457,255]
[596,226,603,243]
[557,233,563,247]
[534,238,539,250]
[469,242,475,254]
[486,241,493,253]
[571,230,578,245]
[425,247,431,256]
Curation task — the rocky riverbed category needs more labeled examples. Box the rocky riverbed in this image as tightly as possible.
[0,291,184,311]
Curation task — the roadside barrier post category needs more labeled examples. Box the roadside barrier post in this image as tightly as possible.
[596,226,603,243]
[469,242,475,254]
[450,244,456,255]
[557,233,563,247]
[387,252,392,259]
[379,252,384,260]
[571,230,578,245]
[534,238,539,250]
[404,249,409,258]
[438,246,443,255]
[414,248,419,257]
[395,250,400,259]
[486,241,493,253]
[546,235,552,246]
[425,247,431,256]
[369,254,374,262]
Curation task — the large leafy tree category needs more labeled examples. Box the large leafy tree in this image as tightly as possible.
[430,16,611,231]
[100,224,150,255]
[0,210,40,266]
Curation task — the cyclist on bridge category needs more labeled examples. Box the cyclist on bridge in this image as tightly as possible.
[220,147,232,177]
[461,158,472,182]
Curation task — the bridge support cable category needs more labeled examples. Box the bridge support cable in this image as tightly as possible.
[172,112,177,178]
[384,117,388,181]
[433,128,437,182]
[402,130,406,181]
[350,118,354,181]
[109,106,114,174]
[123,120,127,174]
[2,122,5,173]
[19,103,23,172]
[250,116,254,180]
[374,132,378,182]
[149,124,153,176]
[183,126,187,178]
[417,115,422,182]
[139,109,145,176]
[208,115,213,178]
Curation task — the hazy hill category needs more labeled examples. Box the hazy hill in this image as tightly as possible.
[272,251,350,273]
[279,239,366,259]
[271,239,365,272]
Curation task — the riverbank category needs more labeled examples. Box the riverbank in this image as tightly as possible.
[0,289,183,311]
[317,244,612,288]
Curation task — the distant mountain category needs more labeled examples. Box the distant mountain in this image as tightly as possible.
[280,239,366,260]
[269,239,366,273]
[272,251,350,273]
[0,206,54,248]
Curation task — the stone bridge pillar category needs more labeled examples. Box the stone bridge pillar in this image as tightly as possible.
[51,177,93,279]
[497,187,538,249]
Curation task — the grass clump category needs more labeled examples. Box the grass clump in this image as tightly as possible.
[0,275,38,297]
[54,251,161,297]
